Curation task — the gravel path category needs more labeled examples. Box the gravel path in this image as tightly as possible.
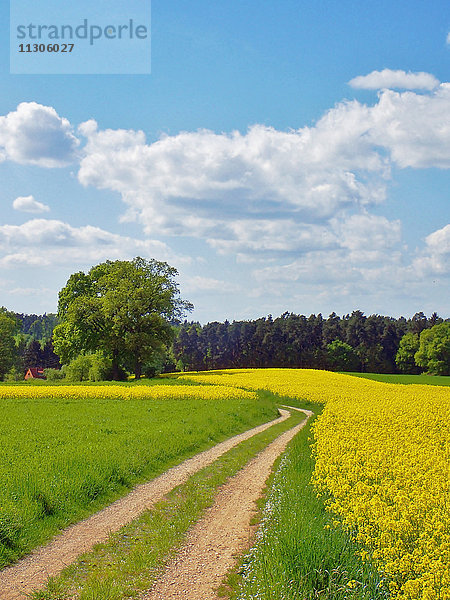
[0,410,291,600]
[143,407,312,600]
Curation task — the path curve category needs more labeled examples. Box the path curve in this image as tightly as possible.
[0,409,291,600]
[143,407,312,600]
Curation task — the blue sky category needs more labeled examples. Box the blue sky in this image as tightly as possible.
[0,0,449,322]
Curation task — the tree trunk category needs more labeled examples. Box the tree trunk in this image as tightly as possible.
[112,349,120,380]
[134,359,142,380]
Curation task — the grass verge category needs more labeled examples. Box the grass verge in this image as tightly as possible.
[30,397,306,600]
[221,408,390,600]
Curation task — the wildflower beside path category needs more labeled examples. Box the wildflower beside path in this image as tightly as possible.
[143,406,312,600]
[0,408,293,600]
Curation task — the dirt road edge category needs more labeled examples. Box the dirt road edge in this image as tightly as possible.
[143,407,312,600]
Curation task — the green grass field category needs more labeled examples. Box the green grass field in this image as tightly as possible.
[345,372,450,386]
[31,397,306,600]
[0,389,277,568]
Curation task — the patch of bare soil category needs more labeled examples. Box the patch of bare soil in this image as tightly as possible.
[0,410,291,600]
[142,407,312,600]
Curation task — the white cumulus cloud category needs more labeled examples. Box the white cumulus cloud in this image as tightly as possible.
[0,219,181,268]
[413,224,450,275]
[12,195,50,213]
[0,102,79,167]
[349,69,439,90]
[368,84,450,168]
[77,117,390,254]
[76,83,450,263]
[78,119,386,231]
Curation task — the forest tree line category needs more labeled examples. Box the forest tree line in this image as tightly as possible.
[172,311,448,375]
[0,311,60,380]
[0,308,448,380]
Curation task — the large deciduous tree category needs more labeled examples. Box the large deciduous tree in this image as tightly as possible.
[395,332,421,374]
[415,322,450,376]
[53,257,192,379]
[326,339,359,372]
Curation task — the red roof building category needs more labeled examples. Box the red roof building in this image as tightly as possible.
[25,367,46,380]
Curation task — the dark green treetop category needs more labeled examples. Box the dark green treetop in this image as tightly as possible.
[53,257,193,379]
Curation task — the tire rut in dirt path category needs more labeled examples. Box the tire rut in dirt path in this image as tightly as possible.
[143,407,312,600]
[0,410,291,600]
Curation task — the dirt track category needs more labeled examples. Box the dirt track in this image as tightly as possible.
[143,407,312,600]
[0,409,291,600]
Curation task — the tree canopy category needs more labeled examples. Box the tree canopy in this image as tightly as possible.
[415,322,450,376]
[395,332,421,374]
[326,340,359,372]
[53,257,192,379]
[173,311,448,374]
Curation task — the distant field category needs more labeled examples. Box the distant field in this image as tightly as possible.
[0,387,276,568]
[345,372,450,386]
[0,377,201,386]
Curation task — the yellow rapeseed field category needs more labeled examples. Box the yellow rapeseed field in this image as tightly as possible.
[178,369,450,600]
[0,383,257,402]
